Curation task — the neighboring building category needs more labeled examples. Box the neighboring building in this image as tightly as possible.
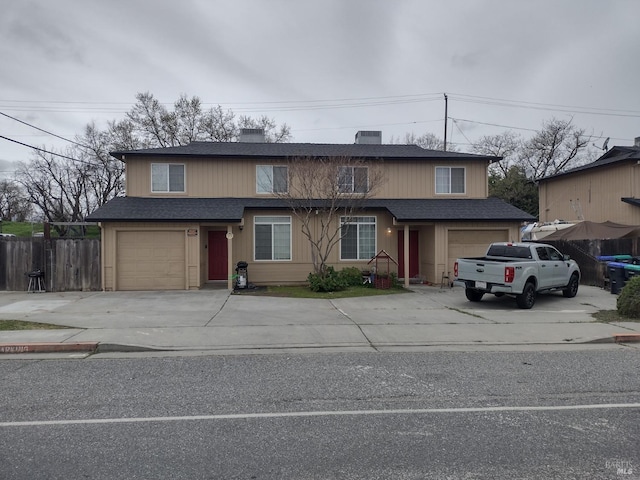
[86,130,533,291]
[538,139,640,225]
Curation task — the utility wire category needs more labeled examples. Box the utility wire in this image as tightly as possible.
[0,111,88,148]
[0,134,88,163]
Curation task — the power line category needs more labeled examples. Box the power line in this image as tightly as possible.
[0,111,88,148]
[0,135,87,163]
[448,93,640,119]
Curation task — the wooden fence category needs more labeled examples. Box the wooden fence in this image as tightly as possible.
[544,237,640,288]
[0,237,101,292]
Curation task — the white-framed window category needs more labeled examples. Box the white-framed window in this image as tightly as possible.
[256,165,288,194]
[338,166,368,193]
[435,166,465,194]
[340,216,376,260]
[151,163,185,193]
[254,216,291,261]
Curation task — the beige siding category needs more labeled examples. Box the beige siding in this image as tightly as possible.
[539,162,640,224]
[125,157,490,199]
[231,209,398,284]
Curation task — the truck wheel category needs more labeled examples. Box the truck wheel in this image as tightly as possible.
[465,288,484,302]
[563,273,579,298]
[516,282,536,309]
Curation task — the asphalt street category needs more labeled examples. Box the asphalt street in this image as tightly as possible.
[1,350,639,479]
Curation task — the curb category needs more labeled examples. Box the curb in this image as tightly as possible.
[613,333,640,343]
[0,342,98,354]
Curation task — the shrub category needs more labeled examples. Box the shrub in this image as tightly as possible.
[307,267,348,292]
[617,275,640,318]
[339,267,365,287]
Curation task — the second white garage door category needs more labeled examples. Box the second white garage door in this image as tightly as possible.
[116,231,186,291]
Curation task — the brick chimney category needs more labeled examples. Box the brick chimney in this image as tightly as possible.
[355,130,382,145]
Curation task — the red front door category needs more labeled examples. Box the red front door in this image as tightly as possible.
[208,231,228,280]
[398,230,419,279]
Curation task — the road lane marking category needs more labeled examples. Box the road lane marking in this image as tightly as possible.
[2,403,640,428]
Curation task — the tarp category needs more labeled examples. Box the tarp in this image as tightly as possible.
[542,221,640,240]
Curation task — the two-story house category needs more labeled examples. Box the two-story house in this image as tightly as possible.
[538,139,640,225]
[86,130,534,291]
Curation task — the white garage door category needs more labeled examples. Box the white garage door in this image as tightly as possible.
[447,229,509,277]
[116,231,186,291]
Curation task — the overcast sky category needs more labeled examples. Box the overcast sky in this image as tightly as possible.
[1,0,639,178]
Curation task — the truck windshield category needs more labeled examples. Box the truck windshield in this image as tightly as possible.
[486,245,532,259]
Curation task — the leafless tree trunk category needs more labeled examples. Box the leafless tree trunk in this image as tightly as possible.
[271,156,385,277]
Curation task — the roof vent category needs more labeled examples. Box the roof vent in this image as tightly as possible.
[355,130,382,145]
[635,136,640,148]
[239,128,265,143]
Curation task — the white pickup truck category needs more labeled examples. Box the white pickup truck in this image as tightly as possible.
[454,242,581,309]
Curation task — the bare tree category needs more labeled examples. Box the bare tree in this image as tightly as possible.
[15,149,92,235]
[0,179,31,221]
[519,117,591,180]
[126,92,291,146]
[77,123,126,207]
[471,131,522,177]
[271,156,385,277]
[392,132,449,150]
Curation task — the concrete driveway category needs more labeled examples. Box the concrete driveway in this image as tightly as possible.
[0,284,638,356]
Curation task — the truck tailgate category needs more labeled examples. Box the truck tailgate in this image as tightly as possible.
[457,260,507,285]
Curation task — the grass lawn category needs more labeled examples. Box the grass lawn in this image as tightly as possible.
[237,284,411,299]
[592,310,640,323]
[0,320,72,331]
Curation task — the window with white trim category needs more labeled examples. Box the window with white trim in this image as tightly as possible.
[435,166,465,194]
[338,166,368,193]
[254,216,291,261]
[256,165,288,193]
[340,216,376,260]
[151,163,185,193]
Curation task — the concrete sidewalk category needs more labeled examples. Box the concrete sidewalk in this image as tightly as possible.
[0,285,639,357]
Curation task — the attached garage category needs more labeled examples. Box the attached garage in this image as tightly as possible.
[116,231,186,290]
[446,229,509,275]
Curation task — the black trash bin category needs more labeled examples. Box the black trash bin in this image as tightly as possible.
[608,262,627,294]
[235,261,248,289]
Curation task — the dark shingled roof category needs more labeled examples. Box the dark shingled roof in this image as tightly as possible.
[111,141,499,162]
[86,196,534,223]
[539,145,640,181]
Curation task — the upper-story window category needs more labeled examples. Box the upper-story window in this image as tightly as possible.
[151,163,185,193]
[338,166,368,193]
[257,165,288,194]
[435,166,465,194]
